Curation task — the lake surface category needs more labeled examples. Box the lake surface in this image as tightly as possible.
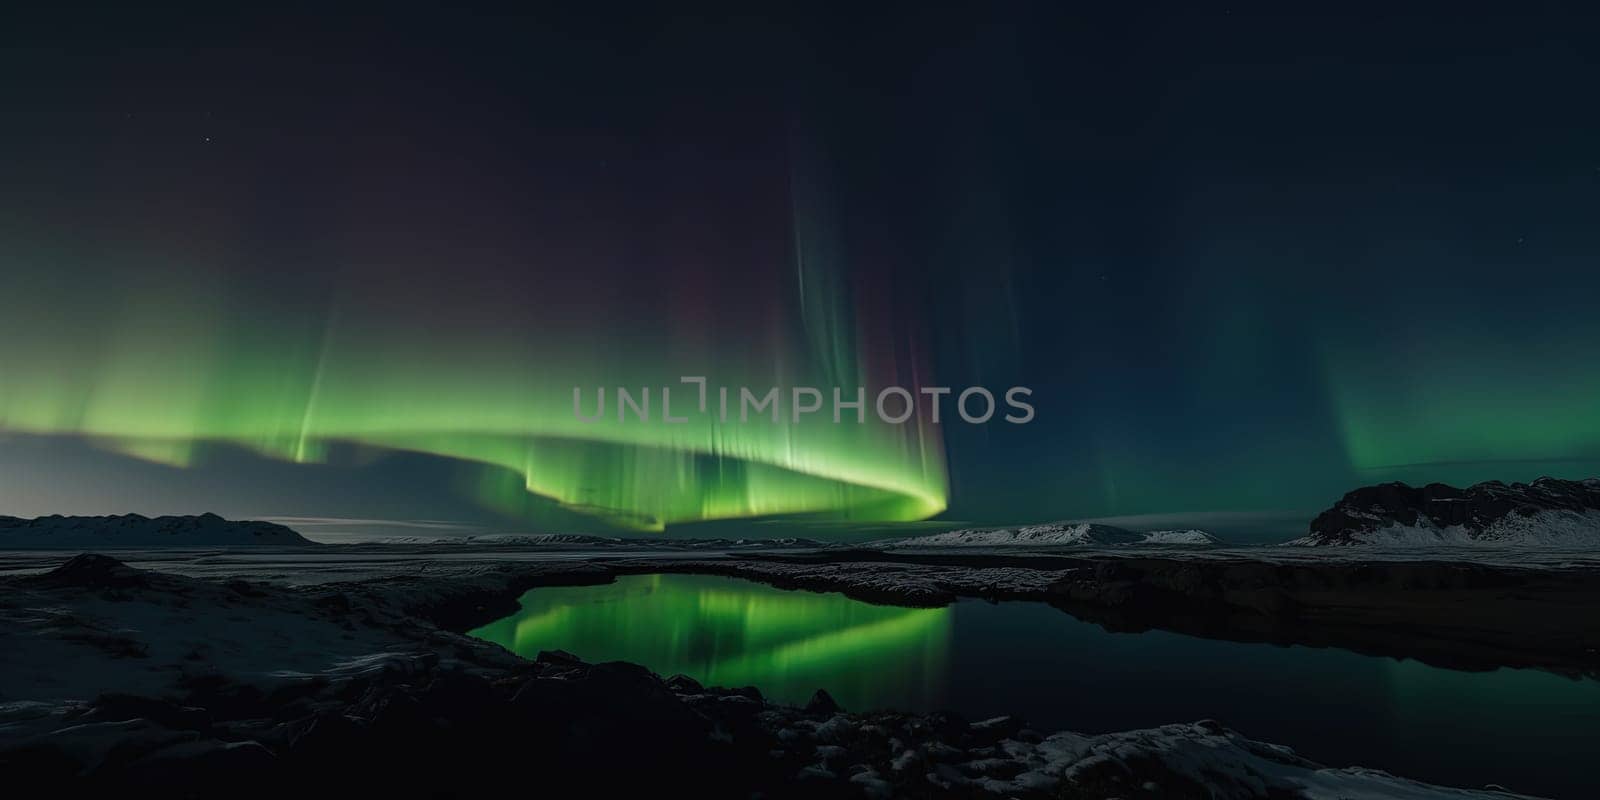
[469,573,1600,798]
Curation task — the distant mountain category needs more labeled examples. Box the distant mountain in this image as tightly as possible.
[1289,477,1600,546]
[719,537,830,549]
[874,522,1221,548]
[0,513,315,548]
[1136,529,1223,544]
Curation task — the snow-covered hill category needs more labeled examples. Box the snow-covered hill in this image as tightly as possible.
[1287,508,1600,547]
[1290,477,1600,546]
[1137,528,1223,544]
[874,522,1221,548]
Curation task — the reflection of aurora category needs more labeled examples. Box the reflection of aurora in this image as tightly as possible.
[468,574,952,709]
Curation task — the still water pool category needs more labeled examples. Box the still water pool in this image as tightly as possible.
[469,573,1599,797]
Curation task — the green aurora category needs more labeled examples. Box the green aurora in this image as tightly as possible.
[0,155,948,532]
[0,297,947,531]
[6,8,1600,533]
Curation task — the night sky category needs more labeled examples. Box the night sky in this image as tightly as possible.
[3,6,1599,539]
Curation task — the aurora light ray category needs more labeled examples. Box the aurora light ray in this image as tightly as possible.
[0,311,948,532]
[0,153,947,533]
[10,7,1600,533]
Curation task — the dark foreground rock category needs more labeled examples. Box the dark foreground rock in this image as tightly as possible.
[0,556,1533,798]
[1293,476,1600,546]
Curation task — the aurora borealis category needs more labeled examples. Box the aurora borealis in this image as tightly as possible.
[3,7,1600,536]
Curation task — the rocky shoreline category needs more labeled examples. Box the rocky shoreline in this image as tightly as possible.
[232,544,1599,678]
[0,553,1579,796]
[632,550,1600,678]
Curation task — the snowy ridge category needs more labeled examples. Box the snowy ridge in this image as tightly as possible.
[1137,529,1222,544]
[875,522,1221,548]
[0,513,313,548]
[1287,509,1600,547]
[1293,477,1600,546]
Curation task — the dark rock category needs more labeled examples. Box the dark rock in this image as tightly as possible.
[794,764,838,782]
[416,670,502,725]
[968,715,1024,745]
[122,738,278,783]
[805,689,842,715]
[535,649,583,666]
[78,694,212,731]
[665,673,704,693]
[1300,477,1600,545]
[225,579,270,597]
[711,693,765,720]
[355,684,429,730]
[283,711,365,754]
[814,714,861,745]
[174,675,272,719]
[924,712,969,743]
[592,659,661,684]
[31,554,152,590]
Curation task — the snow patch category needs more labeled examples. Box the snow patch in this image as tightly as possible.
[875,523,1220,548]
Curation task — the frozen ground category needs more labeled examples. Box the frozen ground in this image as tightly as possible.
[1,538,1596,679]
[0,554,1545,798]
[2,538,1597,584]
